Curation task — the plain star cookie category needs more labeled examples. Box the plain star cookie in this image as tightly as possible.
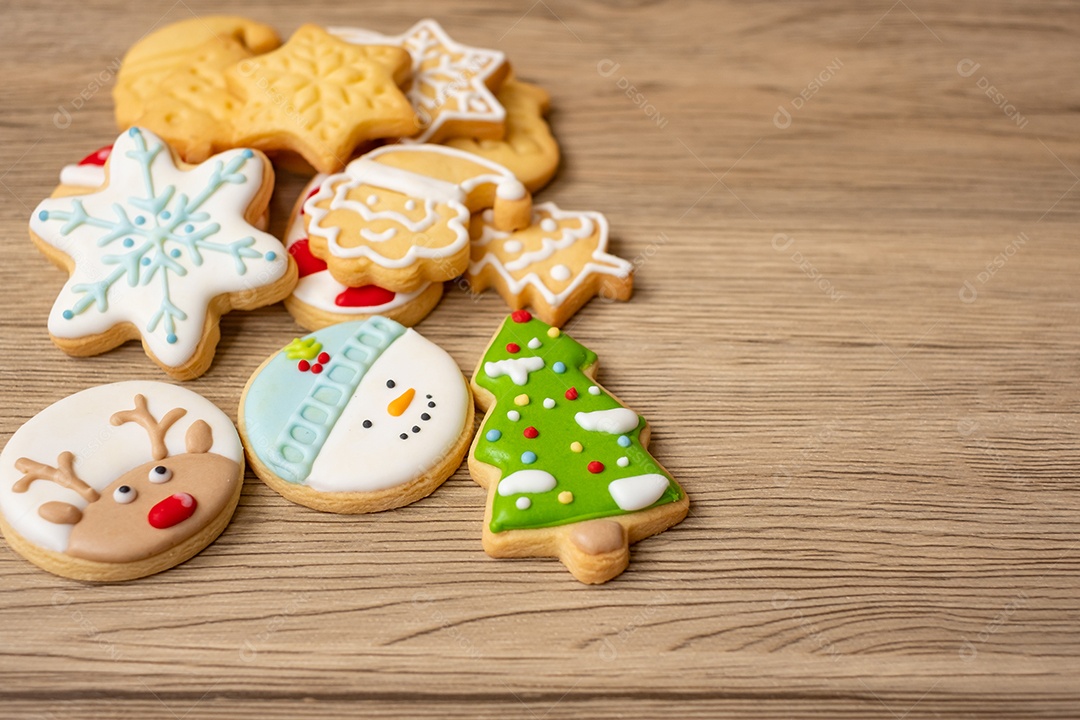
[29,127,297,380]
[226,24,417,174]
[445,80,560,192]
[239,317,474,514]
[469,312,687,584]
[0,381,245,581]
[282,175,443,330]
[331,19,510,143]
[303,143,533,292]
[467,202,633,326]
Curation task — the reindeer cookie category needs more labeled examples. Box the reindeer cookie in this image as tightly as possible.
[303,143,533,292]
[0,382,245,581]
[239,317,474,514]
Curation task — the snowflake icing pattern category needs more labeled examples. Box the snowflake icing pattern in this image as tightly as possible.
[31,127,287,366]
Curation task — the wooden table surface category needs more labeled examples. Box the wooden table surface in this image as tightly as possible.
[1,1,1078,717]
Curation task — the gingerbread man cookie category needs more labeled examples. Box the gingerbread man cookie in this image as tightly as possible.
[0,382,245,581]
[469,312,688,584]
[29,127,297,380]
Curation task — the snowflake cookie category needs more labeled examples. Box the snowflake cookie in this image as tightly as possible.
[29,127,297,380]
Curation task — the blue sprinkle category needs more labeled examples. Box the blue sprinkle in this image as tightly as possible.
[170,249,181,258]
[521,451,537,464]
[265,251,277,261]
[62,310,73,320]
[160,210,171,219]
[38,210,49,221]
[242,149,254,159]
[553,362,566,374]
[166,333,177,344]
[486,429,502,442]
[618,435,631,448]
[134,215,146,225]
[141,257,150,266]
[123,238,134,248]
[184,224,194,233]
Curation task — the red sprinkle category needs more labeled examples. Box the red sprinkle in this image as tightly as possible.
[565,387,578,400]
[317,352,330,364]
[523,426,539,439]
[297,360,310,372]
[506,343,520,353]
[587,461,605,474]
[311,363,324,374]
[511,310,532,323]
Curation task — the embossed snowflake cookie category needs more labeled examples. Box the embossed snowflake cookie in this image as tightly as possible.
[239,317,474,514]
[29,127,297,380]
[0,381,245,581]
[469,312,688,584]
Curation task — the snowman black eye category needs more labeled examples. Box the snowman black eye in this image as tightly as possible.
[148,465,172,483]
[362,420,372,429]
[113,485,137,504]
[386,379,396,389]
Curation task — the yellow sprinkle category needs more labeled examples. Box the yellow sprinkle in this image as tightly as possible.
[570,441,583,453]
[547,327,561,338]
[514,394,530,406]
[558,491,574,504]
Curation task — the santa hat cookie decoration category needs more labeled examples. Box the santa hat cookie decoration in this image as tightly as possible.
[239,317,474,514]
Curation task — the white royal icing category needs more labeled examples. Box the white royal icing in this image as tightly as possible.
[574,408,640,435]
[607,474,670,511]
[497,469,557,496]
[0,381,242,553]
[59,164,107,188]
[484,356,545,386]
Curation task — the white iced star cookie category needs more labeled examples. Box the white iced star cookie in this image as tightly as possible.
[331,19,510,143]
[29,127,298,380]
[238,317,474,513]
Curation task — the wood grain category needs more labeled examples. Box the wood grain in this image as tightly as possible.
[1,0,1079,717]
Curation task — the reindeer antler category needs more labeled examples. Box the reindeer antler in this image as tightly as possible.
[13,452,100,502]
[110,394,187,461]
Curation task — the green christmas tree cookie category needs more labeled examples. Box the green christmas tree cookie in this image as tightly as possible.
[468,310,688,583]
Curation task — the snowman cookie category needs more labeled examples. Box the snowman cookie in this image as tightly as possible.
[282,175,443,331]
[0,382,245,581]
[469,312,688,584]
[239,317,474,513]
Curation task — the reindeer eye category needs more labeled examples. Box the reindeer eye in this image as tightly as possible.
[148,465,172,483]
[113,485,137,504]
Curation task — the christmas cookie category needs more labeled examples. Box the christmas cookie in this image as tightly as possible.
[303,144,532,292]
[467,202,633,326]
[57,145,111,193]
[469,312,687,584]
[0,382,244,581]
[114,16,281,163]
[282,175,443,330]
[225,24,417,174]
[331,19,509,143]
[29,127,297,380]
[445,80,560,193]
[239,317,474,513]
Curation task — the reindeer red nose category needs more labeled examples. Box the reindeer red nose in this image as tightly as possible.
[148,493,197,529]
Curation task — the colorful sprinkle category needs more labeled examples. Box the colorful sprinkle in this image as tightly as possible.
[618,435,631,448]
[570,442,583,453]
[552,362,567,374]
[317,352,330,364]
[523,426,539,439]
[565,387,578,400]
[547,327,561,338]
[506,342,520,353]
[486,429,502,441]
[311,363,323,374]
[558,491,574,504]
[507,410,521,421]
[297,360,310,372]
[512,309,532,323]
[543,398,556,409]
[514,394,530,406]
[528,337,542,349]
[587,461,605,474]
[588,386,601,396]
[521,451,537,464]
[516,497,532,510]
[617,456,630,467]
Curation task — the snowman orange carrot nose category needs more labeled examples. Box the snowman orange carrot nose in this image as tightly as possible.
[387,388,416,416]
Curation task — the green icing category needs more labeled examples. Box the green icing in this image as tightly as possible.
[475,314,682,533]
